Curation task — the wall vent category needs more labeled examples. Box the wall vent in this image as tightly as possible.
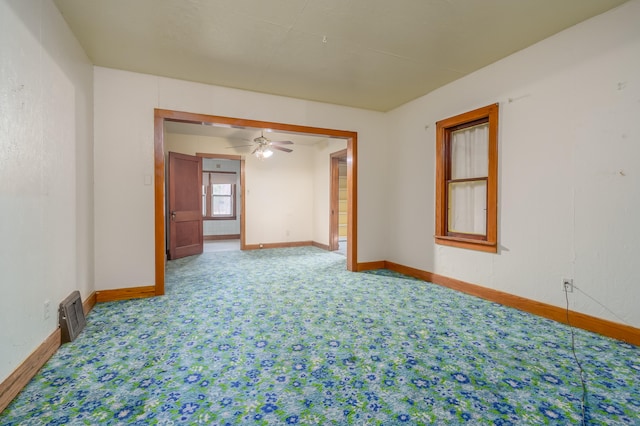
[59,291,86,343]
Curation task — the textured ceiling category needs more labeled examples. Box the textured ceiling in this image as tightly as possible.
[54,0,628,112]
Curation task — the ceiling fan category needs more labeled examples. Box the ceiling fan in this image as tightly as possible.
[229,130,294,159]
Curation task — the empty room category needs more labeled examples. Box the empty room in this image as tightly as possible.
[1,0,639,424]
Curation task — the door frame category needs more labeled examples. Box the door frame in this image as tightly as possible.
[329,149,347,251]
[153,109,358,295]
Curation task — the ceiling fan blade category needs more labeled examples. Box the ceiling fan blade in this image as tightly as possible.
[251,146,259,155]
[272,146,293,153]
[271,140,293,145]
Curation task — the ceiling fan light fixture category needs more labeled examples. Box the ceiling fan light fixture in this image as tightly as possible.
[254,145,273,160]
[250,130,294,159]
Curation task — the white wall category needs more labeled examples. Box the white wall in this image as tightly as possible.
[94,68,388,290]
[244,144,315,245]
[0,0,94,382]
[387,0,640,328]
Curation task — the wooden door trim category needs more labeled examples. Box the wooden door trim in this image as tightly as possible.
[154,109,358,295]
[154,115,165,296]
[196,152,241,161]
[330,149,347,251]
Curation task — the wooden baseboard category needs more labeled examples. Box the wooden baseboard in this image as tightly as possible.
[356,261,386,271]
[312,241,330,251]
[384,261,640,346]
[244,241,313,250]
[245,241,331,251]
[0,291,101,413]
[82,291,97,316]
[204,234,240,241]
[96,286,156,303]
[0,328,61,413]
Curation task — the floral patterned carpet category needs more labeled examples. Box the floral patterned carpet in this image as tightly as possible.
[1,247,639,425]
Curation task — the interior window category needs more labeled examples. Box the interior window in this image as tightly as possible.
[202,172,236,220]
[435,104,499,252]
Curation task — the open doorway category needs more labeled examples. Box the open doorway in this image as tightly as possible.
[163,134,244,259]
[153,109,358,295]
[199,155,242,253]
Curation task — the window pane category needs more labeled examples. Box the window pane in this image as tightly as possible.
[448,180,487,235]
[213,196,231,215]
[212,184,231,195]
[451,123,488,179]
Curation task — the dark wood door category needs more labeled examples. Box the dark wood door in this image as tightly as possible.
[168,152,203,259]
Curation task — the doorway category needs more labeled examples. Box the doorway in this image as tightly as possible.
[153,109,358,295]
[199,155,242,253]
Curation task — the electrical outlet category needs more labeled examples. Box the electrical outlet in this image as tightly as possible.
[562,278,574,293]
[43,300,51,319]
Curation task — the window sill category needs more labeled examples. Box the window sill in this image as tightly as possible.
[435,235,497,253]
[204,216,237,221]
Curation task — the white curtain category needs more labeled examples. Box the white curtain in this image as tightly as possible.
[448,123,488,235]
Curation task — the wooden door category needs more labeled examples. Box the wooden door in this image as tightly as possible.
[168,152,203,259]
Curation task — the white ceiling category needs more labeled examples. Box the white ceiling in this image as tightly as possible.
[54,0,627,112]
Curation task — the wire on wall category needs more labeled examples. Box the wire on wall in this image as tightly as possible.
[565,289,588,426]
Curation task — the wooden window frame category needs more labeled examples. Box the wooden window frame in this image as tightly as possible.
[203,171,237,220]
[435,103,499,253]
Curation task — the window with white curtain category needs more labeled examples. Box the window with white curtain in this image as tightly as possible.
[435,104,499,252]
[202,171,236,219]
